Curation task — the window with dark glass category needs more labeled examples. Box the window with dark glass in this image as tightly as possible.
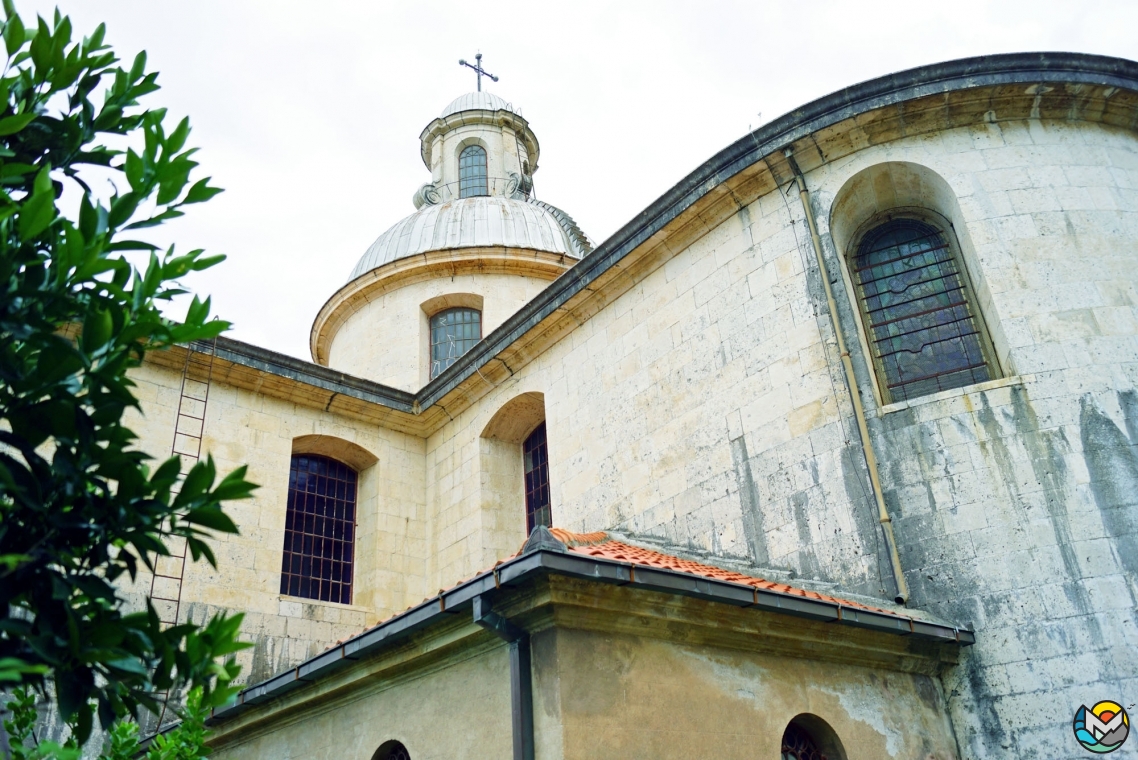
[524,422,551,533]
[373,741,410,760]
[852,218,997,403]
[458,145,488,198]
[280,454,356,604]
[781,723,826,760]
[430,307,481,379]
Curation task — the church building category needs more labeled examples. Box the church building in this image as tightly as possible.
[126,52,1138,759]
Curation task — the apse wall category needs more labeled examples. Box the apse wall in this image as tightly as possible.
[422,116,1138,759]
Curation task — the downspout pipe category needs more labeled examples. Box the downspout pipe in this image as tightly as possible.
[783,149,910,605]
[473,594,534,760]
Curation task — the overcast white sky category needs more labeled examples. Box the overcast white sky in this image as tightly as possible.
[21,1,1138,361]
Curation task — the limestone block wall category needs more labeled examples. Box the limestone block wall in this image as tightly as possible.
[125,360,428,684]
[327,271,553,391]
[420,118,1138,758]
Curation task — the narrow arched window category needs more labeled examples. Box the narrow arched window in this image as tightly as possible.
[852,218,998,403]
[430,307,481,379]
[459,145,488,198]
[524,422,551,532]
[280,454,357,604]
[781,723,826,760]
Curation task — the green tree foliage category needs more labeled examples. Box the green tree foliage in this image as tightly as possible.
[3,686,213,760]
[0,1,257,746]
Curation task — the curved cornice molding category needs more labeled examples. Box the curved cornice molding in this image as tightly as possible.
[310,248,575,366]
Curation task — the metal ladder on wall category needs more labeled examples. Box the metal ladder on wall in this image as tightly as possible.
[148,340,217,725]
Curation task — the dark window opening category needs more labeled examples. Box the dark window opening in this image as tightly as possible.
[430,307,482,379]
[781,723,826,760]
[459,145,488,198]
[279,454,357,605]
[853,218,995,402]
[373,741,410,760]
[524,421,551,533]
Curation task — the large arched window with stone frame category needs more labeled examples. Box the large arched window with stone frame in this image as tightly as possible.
[458,144,488,198]
[280,453,357,604]
[849,214,1000,403]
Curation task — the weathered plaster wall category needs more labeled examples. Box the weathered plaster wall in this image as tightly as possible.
[546,626,958,760]
[209,643,512,760]
[327,271,554,390]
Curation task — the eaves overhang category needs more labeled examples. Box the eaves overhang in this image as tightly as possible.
[204,546,975,728]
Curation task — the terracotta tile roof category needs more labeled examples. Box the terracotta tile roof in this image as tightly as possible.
[319,527,903,653]
[547,529,898,617]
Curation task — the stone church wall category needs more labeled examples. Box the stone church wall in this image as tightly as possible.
[421,117,1138,757]
[124,360,429,684]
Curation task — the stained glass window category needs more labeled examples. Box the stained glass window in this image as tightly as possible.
[429,308,481,379]
[524,422,551,533]
[853,218,996,402]
[279,454,356,605]
[781,724,827,760]
[459,145,488,198]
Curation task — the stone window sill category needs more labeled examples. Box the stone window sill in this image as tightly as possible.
[878,374,1032,416]
[278,594,371,616]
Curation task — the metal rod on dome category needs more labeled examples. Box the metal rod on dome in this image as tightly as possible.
[458,52,499,92]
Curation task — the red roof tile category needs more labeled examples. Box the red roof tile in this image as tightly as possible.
[550,529,897,616]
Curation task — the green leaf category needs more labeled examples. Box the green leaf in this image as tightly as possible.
[3,12,24,57]
[81,307,113,352]
[182,176,223,205]
[18,189,55,240]
[0,111,34,136]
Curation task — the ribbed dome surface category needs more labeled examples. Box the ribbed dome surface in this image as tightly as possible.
[348,197,576,280]
[440,91,513,118]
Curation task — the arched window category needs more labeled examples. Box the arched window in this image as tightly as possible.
[430,307,481,379]
[781,723,826,760]
[459,144,488,198]
[852,218,998,403]
[524,422,551,532]
[280,454,357,604]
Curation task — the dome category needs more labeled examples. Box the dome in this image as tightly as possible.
[348,197,579,280]
[440,91,514,118]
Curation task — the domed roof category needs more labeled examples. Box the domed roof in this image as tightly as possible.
[348,197,579,280]
[440,91,514,118]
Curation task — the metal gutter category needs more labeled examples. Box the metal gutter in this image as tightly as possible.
[206,545,975,726]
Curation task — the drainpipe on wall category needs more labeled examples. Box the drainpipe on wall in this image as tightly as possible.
[473,594,535,760]
[783,149,910,605]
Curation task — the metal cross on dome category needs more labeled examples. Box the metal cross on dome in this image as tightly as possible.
[458,52,498,92]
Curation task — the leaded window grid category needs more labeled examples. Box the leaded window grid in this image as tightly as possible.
[279,454,357,605]
[781,723,827,760]
[429,307,482,379]
[850,215,999,404]
[458,144,488,198]
[524,421,551,533]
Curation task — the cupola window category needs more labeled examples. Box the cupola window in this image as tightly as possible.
[280,454,357,604]
[852,218,998,403]
[524,421,551,532]
[459,144,488,198]
[430,307,482,379]
[781,723,826,760]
